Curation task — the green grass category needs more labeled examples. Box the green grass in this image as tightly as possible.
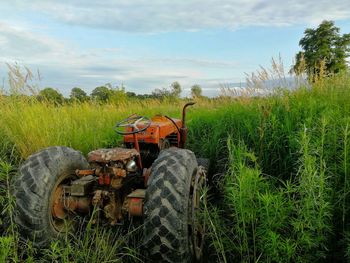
[1,72,350,261]
[189,73,350,262]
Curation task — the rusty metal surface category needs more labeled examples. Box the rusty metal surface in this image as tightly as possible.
[143,168,151,186]
[127,189,145,199]
[71,175,95,196]
[76,169,95,176]
[52,185,66,219]
[92,189,103,206]
[132,133,143,169]
[180,102,195,148]
[104,192,120,225]
[128,198,143,217]
[52,186,91,219]
[124,189,145,217]
[64,197,90,213]
[88,147,139,163]
[112,167,126,177]
[110,177,123,189]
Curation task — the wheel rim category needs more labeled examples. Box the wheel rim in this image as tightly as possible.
[49,174,76,233]
[190,166,207,260]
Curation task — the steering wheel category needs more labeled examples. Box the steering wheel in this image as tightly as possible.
[114,115,151,135]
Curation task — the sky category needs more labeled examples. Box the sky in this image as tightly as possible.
[1,1,350,97]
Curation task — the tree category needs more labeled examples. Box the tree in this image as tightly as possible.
[70,87,88,102]
[109,86,127,104]
[293,20,350,78]
[38,87,64,104]
[191,84,202,98]
[152,88,172,99]
[151,81,182,99]
[90,85,112,102]
[170,81,182,98]
[126,91,136,98]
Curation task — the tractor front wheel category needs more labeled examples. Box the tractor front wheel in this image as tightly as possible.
[13,146,89,247]
[143,148,206,262]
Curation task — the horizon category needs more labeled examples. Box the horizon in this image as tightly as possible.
[1,1,350,97]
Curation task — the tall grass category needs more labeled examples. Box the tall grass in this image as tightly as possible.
[193,72,350,261]
[1,67,350,261]
[0,96,224,158]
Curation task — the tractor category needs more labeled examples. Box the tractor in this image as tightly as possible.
[13,102,208,262]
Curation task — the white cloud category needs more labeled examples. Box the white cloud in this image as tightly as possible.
[6,0,350,32]
[2,1,346,96]
[0,22,237,96]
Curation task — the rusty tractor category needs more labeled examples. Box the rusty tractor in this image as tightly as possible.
[14,102,208,262]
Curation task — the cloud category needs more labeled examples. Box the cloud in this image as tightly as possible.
[0,22,237,96]
[3,1,340,96]
[0,23,63,62]
[6,0,350,32]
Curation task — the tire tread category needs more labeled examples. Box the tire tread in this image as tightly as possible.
[144,148,197,263]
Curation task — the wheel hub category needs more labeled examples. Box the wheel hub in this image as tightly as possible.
[52,185,67,220]
[190,166,207,261]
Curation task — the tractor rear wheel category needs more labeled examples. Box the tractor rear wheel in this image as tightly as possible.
[13,146,89,247]
[143,148,206,262]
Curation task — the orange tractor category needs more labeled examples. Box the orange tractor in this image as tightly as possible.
[14,102,208,262]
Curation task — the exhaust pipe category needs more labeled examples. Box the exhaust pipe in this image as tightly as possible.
[180,102,195,148]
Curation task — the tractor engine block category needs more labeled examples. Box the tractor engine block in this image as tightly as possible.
[66,147,145,225]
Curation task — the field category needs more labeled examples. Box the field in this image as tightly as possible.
[1,72,350,262]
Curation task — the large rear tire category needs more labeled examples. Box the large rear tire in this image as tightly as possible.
[143,148,205,262]
[13,146,89,247]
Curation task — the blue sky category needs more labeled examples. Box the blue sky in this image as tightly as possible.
[1,1,350,97]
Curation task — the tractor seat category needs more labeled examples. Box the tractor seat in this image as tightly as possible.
[87,147,139,163]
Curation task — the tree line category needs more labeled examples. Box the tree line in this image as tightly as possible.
[35,81,204,104]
